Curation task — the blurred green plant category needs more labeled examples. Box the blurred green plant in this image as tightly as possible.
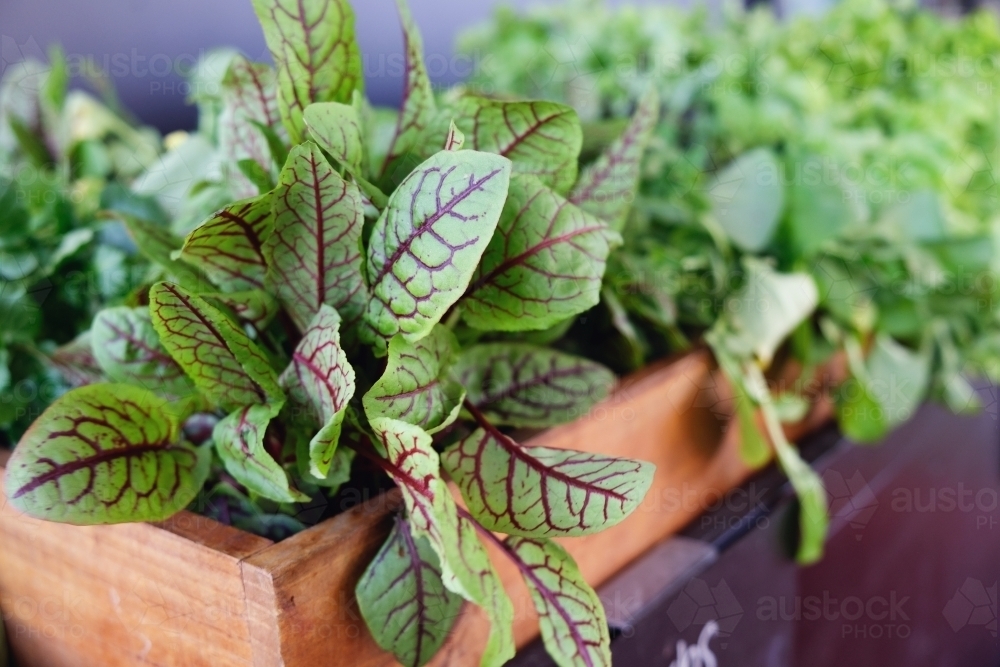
[0,49,164,444]
[463,0,1000,560]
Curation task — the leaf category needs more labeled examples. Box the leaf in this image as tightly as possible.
[265,142,367,331]
[251,0,364,143]
[442,423,654,537]
[569,87,660,230]
[213,402,307,503]
[370,417,516,667]
[115,214,208,290]
[444,121,465,151]
[205,290,280,329]
[303,101,364,173]
[178,193,274,292]
[783,158,860,258]
[356,517,464,667]
[238,158,276,193]
[707,148,784,252]
[364,150,512,351]
[218,56,282,199]
[91,307,193,398]
[735,398,771,469]
[149,282,284,411]
[505,537,611,667]
[715,259,818,366]
[279,305,356,478]
[740,361,827,564]
[453,343,615,427]
[3,384,209,524]
[462,174,621,332]
[379,0,437,181]
[774,436,828,564]
[457,97,582,194]
[837,335,929,443]
[48,332,103,388]
[363,326,464,434]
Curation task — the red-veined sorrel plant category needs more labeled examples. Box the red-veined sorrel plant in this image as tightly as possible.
[2,0,664,664]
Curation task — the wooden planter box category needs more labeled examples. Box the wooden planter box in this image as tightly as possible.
[0,349,835,667]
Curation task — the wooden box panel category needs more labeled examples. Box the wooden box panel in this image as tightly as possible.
[0,350,831,666]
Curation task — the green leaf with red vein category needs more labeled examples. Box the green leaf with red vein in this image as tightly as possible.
[504,537,610,667]
[462,174,621,332]
[251,0,363,143]
[456,97,582,194]
[279,305,355,479]
[379,0,437,183]
[213,402,307,503]
[453,343,615,427]
[48,332,102,388]
[304,101,364,173]
[3,384,209,524]
[363,150,512,353]
[204,290,280,329]
[363,326,464,434]
[149,282,283,411]
[264,141,366,331]
[569,87,660,231]
[115,214,208,290]
[91,307,193,398]
[178,194,274,292]
[444,121,465,151]
[441,418,654,537]
[370,417,515,667]
[218,56,283,199]
[356,516,463,667]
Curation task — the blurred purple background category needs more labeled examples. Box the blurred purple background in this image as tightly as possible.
[0,0,595,131]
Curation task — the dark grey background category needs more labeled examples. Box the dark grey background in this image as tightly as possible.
[0,0,665,131]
